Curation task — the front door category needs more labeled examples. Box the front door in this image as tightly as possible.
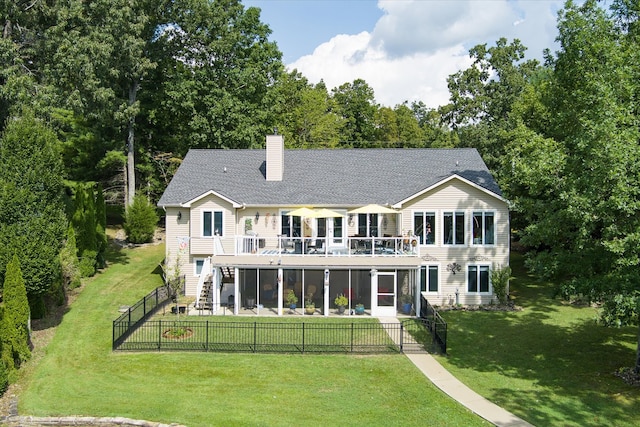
[371,271,396,316]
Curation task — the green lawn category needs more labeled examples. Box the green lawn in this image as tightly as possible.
[436,252,640,427]
[17,242,487,427]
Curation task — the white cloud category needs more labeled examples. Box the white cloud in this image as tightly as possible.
[288,0,564,108]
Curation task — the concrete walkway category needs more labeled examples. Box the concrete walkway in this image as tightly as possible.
[380,317,534,427]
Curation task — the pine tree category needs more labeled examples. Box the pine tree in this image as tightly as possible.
[1,255,31,368]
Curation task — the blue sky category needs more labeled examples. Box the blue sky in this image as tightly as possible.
[244,0,571,108]
[245,0,384,62]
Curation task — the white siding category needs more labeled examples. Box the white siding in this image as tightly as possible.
[401,179,509,305]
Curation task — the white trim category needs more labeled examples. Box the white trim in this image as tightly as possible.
[412,209,438,246]
[420,264,440,294]
[194,258,205,276]
[442,210,466,246]
[470,210,497,247]
[465,263,492,295]
[181,190,241,208]
[201,210,224,238]
[393,174,507,208]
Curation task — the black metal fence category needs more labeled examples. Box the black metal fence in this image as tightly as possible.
[420,296,447,354]
[112,285,172,350]
[113,319,429,354]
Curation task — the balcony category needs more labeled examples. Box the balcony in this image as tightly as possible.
[190,235,419,258]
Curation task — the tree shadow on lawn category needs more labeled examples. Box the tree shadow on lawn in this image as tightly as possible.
[442,308,639,427]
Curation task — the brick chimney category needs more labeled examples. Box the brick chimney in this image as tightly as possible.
[266,134,284,181]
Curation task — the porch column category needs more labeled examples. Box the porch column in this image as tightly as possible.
[233,267,240,315]
[277,268,283,316]
[323,268,330,317]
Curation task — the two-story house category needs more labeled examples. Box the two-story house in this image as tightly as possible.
[158,135,509,317]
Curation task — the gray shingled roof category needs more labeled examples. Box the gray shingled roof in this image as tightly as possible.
[157,148,502,207]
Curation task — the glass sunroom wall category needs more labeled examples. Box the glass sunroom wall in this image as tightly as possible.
[240,269,257,309]
[283,269,302,310]
[329,270,349,313]
[259,269,278,311]
[304,269,323,314]
[351,269,372,311]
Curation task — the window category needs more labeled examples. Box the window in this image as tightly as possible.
[195,259,204,276]
[468,265,490,293]
[420,265,439,293]
[358,213,379,237]
[443,212,465,245]
[281,212,301,237]
[473,212,495,245]
[333,217,343,244]
[203,211,223,237]
[414,212,436,245]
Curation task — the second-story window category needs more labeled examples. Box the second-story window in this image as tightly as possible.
[443,212,465,245]
[358,213,378,237]
[414,212,436,245]
[472,212,495,245]
[203,211,223,237]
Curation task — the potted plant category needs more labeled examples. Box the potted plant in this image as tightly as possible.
[285,289,298,311]
[355,303,365,315]
[334,293,348,314]
[305,298,315,315]
[400,294,413,315]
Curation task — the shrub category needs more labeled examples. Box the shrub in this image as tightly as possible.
[60,226,81,289]
[491,264,513,305]
[1,255,31,366]
[78,250,98,278]
[123,195,158,244]
[0,354,7,395]
[0,308,8,395]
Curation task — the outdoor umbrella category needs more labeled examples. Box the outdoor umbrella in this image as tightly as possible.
[286,207,316,217]
[306,208,343,218]
[347,204,398,214]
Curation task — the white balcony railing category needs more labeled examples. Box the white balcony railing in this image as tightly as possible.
[219,235,420,257]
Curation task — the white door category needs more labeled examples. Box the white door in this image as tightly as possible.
[371,271,396,316]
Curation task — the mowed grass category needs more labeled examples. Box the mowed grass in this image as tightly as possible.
[436,252,640,427]
[18,242,487,427]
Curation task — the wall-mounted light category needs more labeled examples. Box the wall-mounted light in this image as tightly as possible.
[177,211,182,220]
[447,262,462,275]
[255,212,260,222]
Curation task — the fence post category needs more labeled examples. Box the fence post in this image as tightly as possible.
[158,320,162,351]
[400,322,404,353]
[253,322,257,353]
[301,323,305,354]
[350,323,354,353]
[206,320,209,352]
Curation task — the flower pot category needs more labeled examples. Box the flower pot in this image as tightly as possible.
[402,303,412,315]
[337,306,346,314]
[305,307,315,315]
[355,305,365,315]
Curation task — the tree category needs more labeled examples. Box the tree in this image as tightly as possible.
[1,255,31,368]
[59,226,81,290]
[444,38,540,176]
[331,79,378,146]
[124,194,158,244]
[43,0,159,207]
[505,0,640,372]
[0,113,67,310]
[140,0,283,154]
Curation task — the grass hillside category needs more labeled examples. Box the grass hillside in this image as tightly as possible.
[437,252,640,427]
[15,241,486,427]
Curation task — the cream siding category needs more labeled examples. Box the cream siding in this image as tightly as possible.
[401,178,509,305]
